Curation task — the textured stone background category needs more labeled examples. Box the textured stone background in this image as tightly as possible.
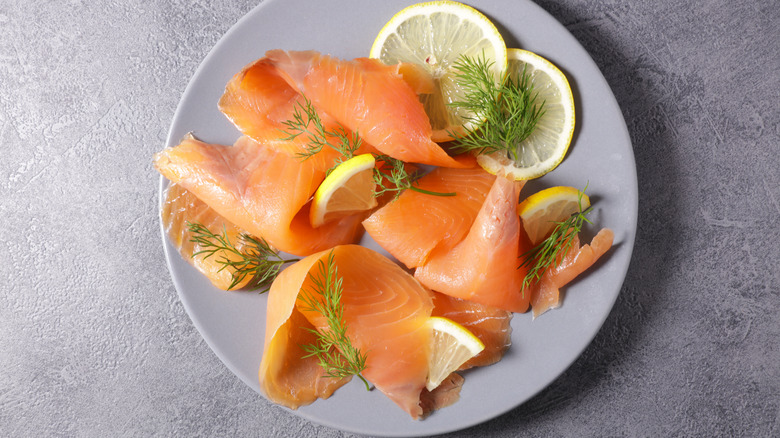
[1,0,778,437]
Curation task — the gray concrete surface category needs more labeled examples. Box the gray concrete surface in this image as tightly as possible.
[1,0,778,436]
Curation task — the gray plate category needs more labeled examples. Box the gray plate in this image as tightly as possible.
[158,0,637,436]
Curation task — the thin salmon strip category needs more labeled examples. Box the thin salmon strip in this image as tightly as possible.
[363,167,496,269]
[265,50,471,168]
[419,373,464,415]
[530,228,614,318]
[259,245,435,419]
[431,292,512,370]
[153,135,363,256]
[415,175,530,313]
[161,182,252,290]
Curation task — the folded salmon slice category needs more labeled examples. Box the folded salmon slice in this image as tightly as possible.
[259,250,351,408]
[218,57,362,173]
[415,175,530,313]
[363,167,496,269]
[431,292,512,369]
[265,50,471,168]
[259,245,436,419]
[153,135,363,256]
[530,228,615,317]
[218,57,303,143]
[161,182,252,290]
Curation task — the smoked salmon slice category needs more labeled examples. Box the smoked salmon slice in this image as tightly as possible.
[161,182,252,290]
[363,167,496,269]
[264,50,471,168]
[153,135,364,256]
[414,175,530,313]
[431,292,512,370]
[530,228,614,317]
[259,247,353,409]
[259,245,436,419]
[218,57,361,173]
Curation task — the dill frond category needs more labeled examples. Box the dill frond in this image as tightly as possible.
[297,251,370,391]
[280,95,362,162]
[187,222,298,292]
[448,53,546,160]
[518,189,592,290]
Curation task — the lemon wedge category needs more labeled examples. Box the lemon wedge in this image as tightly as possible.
[517,186,590,244]
[310,154,378,228]
[477,49,575,180]
[426,316,484,391]
[370,1,507,142]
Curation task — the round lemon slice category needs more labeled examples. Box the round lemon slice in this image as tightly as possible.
[426,316,485,391]
[477,48,575,180]
[370,1,508,142]
[517,186,590,244]
[310,154,378,227]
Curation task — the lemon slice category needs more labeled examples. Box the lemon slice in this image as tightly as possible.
[426,316,484,391]
[310,154,378,227]
[518,186,590,244]
[477,48,575,180]
[370,1,508,142]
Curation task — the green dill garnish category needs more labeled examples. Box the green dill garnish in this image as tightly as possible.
[298,251,370,390]
[518,189,592,290]
[280,96,454,199]
[187,222,298,292]
[280,95,362,163]
[448,53,546,161]
[372,154,456,200]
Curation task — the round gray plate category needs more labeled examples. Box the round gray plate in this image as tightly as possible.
[159,0,637,436]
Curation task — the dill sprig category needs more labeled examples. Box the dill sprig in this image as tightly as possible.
[281,97,455,199]
[518,189,593,290]
[372,154,456,200]
[298,251,370,391]
[187,222,298,292]
[448,53,546,161]
[280,95,362,163]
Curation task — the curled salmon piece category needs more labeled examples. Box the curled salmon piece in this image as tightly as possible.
[419,372,465,415]
[218,57,372,173]
[363,167,496,269]
[153,135,363,256]
[431,292,512,370]
[161,182,252,290]
[259,247,352,409]
[530,228,615,318]
[259,245,438,419]
[265,50,472,168]
[415,175,530,313]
